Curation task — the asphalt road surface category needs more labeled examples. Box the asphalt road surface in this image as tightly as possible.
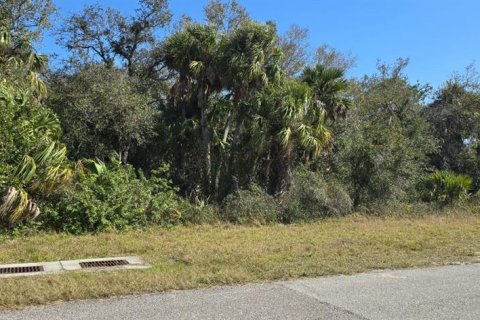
[1,263,478,319]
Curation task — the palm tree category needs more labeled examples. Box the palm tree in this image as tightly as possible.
[0,26,72,225]
[163,24,222,194]
[251,80,331,194]
[219,21,281,102]
[301,64,352,122]
[216,21,282,196]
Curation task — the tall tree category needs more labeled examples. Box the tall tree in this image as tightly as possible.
[250,80,331,194]
[217,21,282,196]
[329,60,436,206]
[0,0,55,42]
[163,24,222,193]
[424,67,480,189]
[315,44,356,71]
[301,64,352,122]
[278,24,310,77]
[58,0,171,76]
[204,0,249,33]
[49,65,157,164]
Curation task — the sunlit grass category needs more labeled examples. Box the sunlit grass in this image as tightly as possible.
[0,213,479,310]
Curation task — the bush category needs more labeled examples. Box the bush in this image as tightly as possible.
[470,190,480,205]
[0,163,13,192]
[358,199,435,217]
[460,190,480,214]
[221,186,279,224]
[175,198,219,225]
[419,170,473,205]
[280,169,353,222]
[40,162,180,234]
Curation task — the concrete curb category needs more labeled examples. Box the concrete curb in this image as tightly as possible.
[0,256,149,278]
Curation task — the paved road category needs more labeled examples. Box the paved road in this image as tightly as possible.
[1,264,479,319]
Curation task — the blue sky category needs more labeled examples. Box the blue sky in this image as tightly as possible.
[40,0,480,89]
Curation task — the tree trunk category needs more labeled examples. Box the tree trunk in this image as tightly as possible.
[198,85,212,195]
[213,111,233,198]
[223,116,242,197]
[120,146,129,165]
[222,111,232,143]
[268,144,293,195]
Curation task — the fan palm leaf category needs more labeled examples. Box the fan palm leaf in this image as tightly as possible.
[0,186,38,225]
[15,155,37,184]
[301,64,352,121]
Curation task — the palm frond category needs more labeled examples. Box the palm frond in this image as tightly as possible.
[33,141,56,165]
[27,53,48,73]
[6,188,29,224]
[32,142,67,166]
[0,187,19,219]
[27,71,48,97]
[33,113,62,139]
[34,165,73,194]
[0,187,39,225]
[80,158,107,176]
[15,155,37,184]
[279,127,292,147]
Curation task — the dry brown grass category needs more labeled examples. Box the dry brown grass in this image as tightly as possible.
[0,213,479,310]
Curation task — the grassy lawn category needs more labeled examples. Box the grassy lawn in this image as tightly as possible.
[0,213,479,310]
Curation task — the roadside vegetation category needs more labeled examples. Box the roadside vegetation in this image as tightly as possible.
[2,0,480,234]
[0,1,479,307]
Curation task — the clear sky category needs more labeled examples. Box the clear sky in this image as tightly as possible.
[40,0,480,89]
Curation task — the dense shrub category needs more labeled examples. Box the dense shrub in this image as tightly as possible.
[40,162,180,234]
[470,190,480,204]
[175,198,219,225]
[0,163,12,192]
[221,186,279,224]
[419,170,473,205]
[280,169,353,222]
[326,61,437,207]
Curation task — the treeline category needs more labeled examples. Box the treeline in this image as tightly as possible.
[1,0,479,233]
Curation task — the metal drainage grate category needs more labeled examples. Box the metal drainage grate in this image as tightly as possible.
[0,265,44,274]
[79,259,129,269]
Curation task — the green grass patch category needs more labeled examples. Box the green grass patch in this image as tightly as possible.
[0,213,479,310]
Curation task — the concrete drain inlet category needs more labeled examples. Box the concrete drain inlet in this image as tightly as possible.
[0,256,149,278]
[0,265,44,274]
[80,259,129,269]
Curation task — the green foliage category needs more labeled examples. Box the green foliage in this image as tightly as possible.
[0,25,71,225]
[471,190,480,203]
[424,68,480,189]
[4,0,480,235]
[329,59,436,206]
[0,0,55,42]
[419,171,473,205]
[49,65,157,163]
[40,161,179,234]
[221,170,353,225]
[301,64,352,121]
[0,163,12,191]
[280,169,353,223]
[221,186,279,224]
[248,80,331,194]
[58,0,171,72]
[175,199,219,225]
[219,21,281,94]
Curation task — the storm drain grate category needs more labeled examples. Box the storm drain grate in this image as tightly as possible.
[0,265,44,274]
[79,259,129,269]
